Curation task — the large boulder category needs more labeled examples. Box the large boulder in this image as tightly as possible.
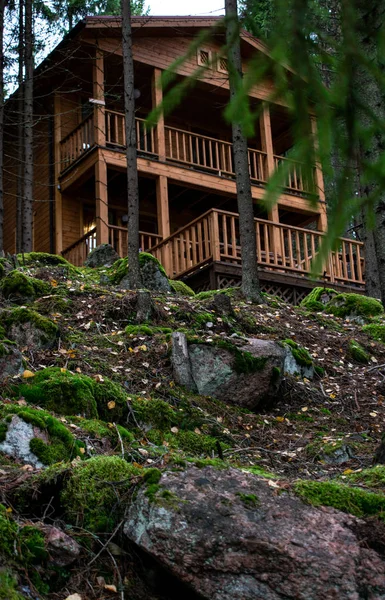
[109,253,171,292]
[0,308,58,349]
[0,270,51,304]
[124,465,385,600]
[85,243,119,268]
[172,333,284,409]
[0,415,45,468]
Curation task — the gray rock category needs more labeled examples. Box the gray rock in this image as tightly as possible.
[118,254,171,292]
[171,333,284,409]
[322,444,355,465]
[0,342,23,381]
[8,320,57,350]
[0,415,44,468]
[209,293,234,316]
[283,346,314,379]
[85,244,119,268]
[124,465,385,600]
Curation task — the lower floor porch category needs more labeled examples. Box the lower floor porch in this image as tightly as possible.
[61,206,365,302]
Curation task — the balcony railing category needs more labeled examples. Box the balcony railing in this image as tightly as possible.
[150,209,365,287]
[61,225,162,267]
[60,114,95,170]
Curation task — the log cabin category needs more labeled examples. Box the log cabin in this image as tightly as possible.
[2,16,365,301]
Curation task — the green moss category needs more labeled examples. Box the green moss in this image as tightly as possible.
[107,257,128,284]
[17,252,76,271]
[138,252,167,277]
[169,279,195,296]
[300,287,337,312]
[61,456,141,531]
[0,264,4,280]
[0,307,58,343]
[294,480,385,520]
[242,465,278,478]
[344,466,385,489]
[271,366,281,383]
[326,293,383,319]
[166,430,227,456]
[193,312,215,327]
[349,339,370,363]
[0,422,8,443]
[195,288,237,301]
[282,339,313,367]
[13,368,128,423]
[214,340,268,374]
[19,526,48,564]
[363,323,385,343]
[191,458,228,469]
[237,492,260,508]
[0,270,51,302]
[131,397,179,430]
[0,339,17,358]
[125,324,172,336]
[0,571,24,600]
[314,365,325,376]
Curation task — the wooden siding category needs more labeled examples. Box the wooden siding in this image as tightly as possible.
[62,192,82,250]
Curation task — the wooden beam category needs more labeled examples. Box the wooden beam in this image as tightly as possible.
[95,154,109,245]
[152,68,166,161]
[260,103,275,176]
[93,47,106,146]
[54,94,63,253]
[310,116,328,232]
[156,174,170,237]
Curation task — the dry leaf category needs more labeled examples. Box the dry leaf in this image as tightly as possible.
[17,399,27,406]
[22,370,34,378]
[170,426,179,434]
[107,401,116,410]
[64,595,82,600]
[79,447,86,454]
[104,584,118,593]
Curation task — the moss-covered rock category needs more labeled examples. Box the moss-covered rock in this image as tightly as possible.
[0,270,51,303]
[0,340,23,381]
[61,456,141,531]
[169,279,195,297]
[326,293,383,319]
[125,324,172,336]
[344,465,385,489]
[13,367,128,422]
[300,287,337,312]
[17,252,74,269]
[294,480,385,520]
[362,323,385,343]
[108,254,171,292]
[348,339,370,363]
[0,307,58,349]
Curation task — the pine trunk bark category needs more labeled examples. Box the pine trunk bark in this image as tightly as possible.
[225,0,263,302]
[16,0,24,252]
[22,0,33,252]
[121,0,141,288]
[0,0,5,252]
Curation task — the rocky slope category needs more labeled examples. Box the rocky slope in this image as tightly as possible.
[1,249,385,599]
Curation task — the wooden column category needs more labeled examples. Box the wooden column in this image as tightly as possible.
[156,174,171,273]
[311,116,328,232]
[95,155,109,246]
[260,103,281,253]
[152,68,166,160]
[53,94,63,254]
[93,47,106,147]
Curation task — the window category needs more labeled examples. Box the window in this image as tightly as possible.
[197,48,211,67]
[217,55,228,74]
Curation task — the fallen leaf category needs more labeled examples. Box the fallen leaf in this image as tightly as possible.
[104,585,118,593]
[22,370,34,378]
[107,401,116,410]
[170,426,179,434]
[17,399,27,406]
[64,595,82,600]
[79,447,86,454]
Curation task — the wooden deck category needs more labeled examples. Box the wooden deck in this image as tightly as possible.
[62,208,365,296]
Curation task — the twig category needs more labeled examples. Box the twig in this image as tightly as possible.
[114,423,125,458]
[87,519,124,567]
[367,363,385,372]
[224,446,280,456]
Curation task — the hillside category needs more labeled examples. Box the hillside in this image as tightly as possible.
[1,250,385,600]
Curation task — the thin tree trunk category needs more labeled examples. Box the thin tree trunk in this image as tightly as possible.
[0,0,5,252]
[225,0,263,302]
[121,0,141,288]
[22,0,33,252]
[16,0,24,253]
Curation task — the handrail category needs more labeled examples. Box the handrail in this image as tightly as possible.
[62,227,96,255]
[60,114,94,146]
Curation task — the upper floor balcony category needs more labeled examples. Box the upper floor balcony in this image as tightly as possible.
[59,109,317,199]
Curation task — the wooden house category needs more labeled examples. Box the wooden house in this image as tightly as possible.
[2,16,365,301]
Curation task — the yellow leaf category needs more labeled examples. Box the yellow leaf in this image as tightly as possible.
[343,468,354,475]
[5,507,12,513]
[276,416,285,422]
[50,279,58,287]
[139,344,147,352]
[129,347,135,353]
[61,368,67,373]
[22,370,35,379]
[329,393,336,399]
[107,401,116,410]
[79,447,85,454]
[301,407,308,412]
[104,585,118,593]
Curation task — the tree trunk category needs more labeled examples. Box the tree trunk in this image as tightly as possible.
[22,0,33,252]
[225,0,263,302]
[121,0,141,288]
[354,0,385,303]
[16,0,24,253]
[0,0,5,252]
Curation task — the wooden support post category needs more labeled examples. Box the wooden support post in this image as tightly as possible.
[210,209,221,262]
[156,174,170,273]
[152,68,166,160]
[311,116,328,232]
[54,94,63,254]
[93,47,106,147]
[95,155,109,246]
[260,103,282,256]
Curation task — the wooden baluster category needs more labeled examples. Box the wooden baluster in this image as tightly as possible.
[271,223,278,266]
[303,234,310,272]
[230,216,237,259]
[356,245,363,282]
[341,241,348,279]
[182,132,186,162]
[203,217,210,258]
[185,229,191,268]
[228,145,233,174]
[348,242,355,281]
[263,224,270,264]
[197,221,203,262]
[222,214,228,257]
[287,230,294,268]
[256,222,262,263]
[208,140,213,169]
[215,141,219,173]
[295,231,301,270]
[210,211,220,261]
[175,130,180,161]
[191,225,197,265]
[188,133,193,164]
[173,238,180,276]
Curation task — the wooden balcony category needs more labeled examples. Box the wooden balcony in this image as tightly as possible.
[150,209,365,288]
[59,110,316,198]
[61,209,365,292]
